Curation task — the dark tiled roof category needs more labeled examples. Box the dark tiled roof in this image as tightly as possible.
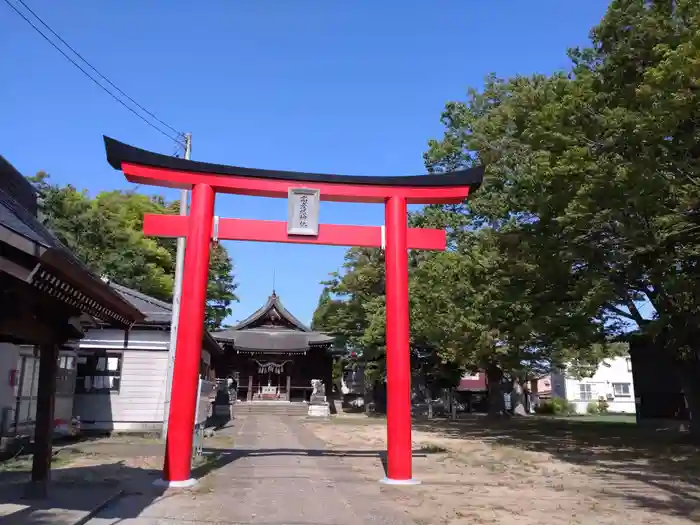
[232,291,311,332]
[107,282,222,355]
[0,156,143,327]
[213,292,334,353]
[0,186,74,257]
[109,282,173,324]
[0,155,38,214]
[213,327,334,353]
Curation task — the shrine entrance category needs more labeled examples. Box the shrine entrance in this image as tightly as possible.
[211,290,337,403]
[103,136,483,487]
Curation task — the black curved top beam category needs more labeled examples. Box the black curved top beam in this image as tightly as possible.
[104,136,484,189]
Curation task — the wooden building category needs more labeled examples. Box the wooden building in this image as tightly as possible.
[72,282,221,433]
[0,155,143,495]
[213,292,336,403]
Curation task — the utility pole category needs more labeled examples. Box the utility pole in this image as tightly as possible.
[162,132,191,439]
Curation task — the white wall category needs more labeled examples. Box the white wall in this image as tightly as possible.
[72,328,170,432]
[0,343,19,434]
[562,356,636,414]
[72,327,214,433]
[0,344,77,438]
[75,328,170,351]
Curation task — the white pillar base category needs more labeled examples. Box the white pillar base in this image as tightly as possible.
[153,477,198,488]
[379,477,421,485]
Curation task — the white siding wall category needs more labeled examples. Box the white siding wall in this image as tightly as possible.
[563,356,636,414]
[0,344,77,438]
[72,328,170,432]
[72,327,214,433]
[76,328,170,351]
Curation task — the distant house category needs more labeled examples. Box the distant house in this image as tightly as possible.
[455,371,489,412]
[71,283,221,433]
[534,356,636,414]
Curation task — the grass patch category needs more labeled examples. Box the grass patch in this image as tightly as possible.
[552,414,637,424]
[0,452,73,473]
[418,443,448,454]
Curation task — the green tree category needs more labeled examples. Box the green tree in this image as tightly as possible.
[29,173,238,329]
[422,0,700,424]
[419,74,617,414]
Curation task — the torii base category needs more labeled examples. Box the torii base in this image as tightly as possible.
[379,477,422,486]
[153,478,198,488]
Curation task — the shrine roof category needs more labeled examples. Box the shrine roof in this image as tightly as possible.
[213,327,334,353]
[212,291,335,353]
[104,136,484,189]
[231,291,312,332]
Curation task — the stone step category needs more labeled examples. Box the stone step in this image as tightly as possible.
[232,402,310,416]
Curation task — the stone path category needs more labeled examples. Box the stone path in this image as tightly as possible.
[86,415,416,524]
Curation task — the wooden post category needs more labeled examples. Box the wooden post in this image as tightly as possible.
[324,354,334,412]
[27,343,58,498]
[247,375,253,402]
[286,375,291,401]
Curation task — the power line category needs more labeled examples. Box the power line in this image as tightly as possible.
[15,0,183,139]
[3,0,185,148]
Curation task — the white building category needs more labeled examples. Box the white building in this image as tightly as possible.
[72,283,219,433]
[550,356,636,414]
[0,283,220,439]
[0,343,79,439]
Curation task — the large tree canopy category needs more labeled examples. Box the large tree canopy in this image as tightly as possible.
[29,172,238,330]
[313,0,700,421]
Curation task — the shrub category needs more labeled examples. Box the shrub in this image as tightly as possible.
[586,401,600,414]
[535,397,576,415]
[597,397,609,414]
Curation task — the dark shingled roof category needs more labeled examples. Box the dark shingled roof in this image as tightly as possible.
[231,291,312,332]
[0,177,79,262]
[0,156,143,328]
[107,282,222,355]
[109,283,174,325]
[213,292,334,354]
[214,327,334,353]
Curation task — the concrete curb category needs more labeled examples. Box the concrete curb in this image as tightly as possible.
[72,487,125,525]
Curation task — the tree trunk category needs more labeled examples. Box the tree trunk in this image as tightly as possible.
[678,356,700,438]
[510,378,527,416]
[486,364,506,416]
[364,382,374,414]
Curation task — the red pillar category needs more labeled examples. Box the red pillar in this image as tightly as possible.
[383,195,414,482]
[163,183,215,484]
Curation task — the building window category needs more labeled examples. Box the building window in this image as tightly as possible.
[613,382,631,397]
[76,352,122,393]
[579,383,593,401]
[56,354,77,396]
[626,358,632,372]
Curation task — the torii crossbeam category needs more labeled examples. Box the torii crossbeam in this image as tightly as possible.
[103,136,483,487]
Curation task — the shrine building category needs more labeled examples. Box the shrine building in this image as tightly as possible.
[212,292,338,403]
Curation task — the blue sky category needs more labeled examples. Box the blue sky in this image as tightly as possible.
[1,0,611,325]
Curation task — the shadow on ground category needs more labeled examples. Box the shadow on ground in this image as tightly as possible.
[194,447,430,479]
[412,415,700,521]
[1,419,429,525]
[0,462,164,525]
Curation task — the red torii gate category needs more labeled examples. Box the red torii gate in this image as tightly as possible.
[104,136,483,486]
